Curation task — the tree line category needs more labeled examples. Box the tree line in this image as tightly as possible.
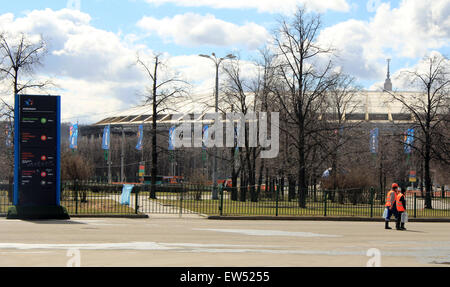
[0,6,449,208]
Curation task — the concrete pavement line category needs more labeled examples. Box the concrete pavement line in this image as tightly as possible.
[193,228,342,238]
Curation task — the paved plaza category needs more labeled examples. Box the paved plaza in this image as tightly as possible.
[0,216,449,267]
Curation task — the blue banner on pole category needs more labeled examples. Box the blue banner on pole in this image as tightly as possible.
[69,123,78,150]
[169,126,176,151]
[5,124,12,147]
[404,128,414,154]
[370,128,379,154]
[136,125,143,151]
[202,125,209,150]
[102,125,110,150]
[120,184,134,206]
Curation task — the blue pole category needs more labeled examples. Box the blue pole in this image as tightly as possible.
[56,96,61,206]
[13,94,20,206]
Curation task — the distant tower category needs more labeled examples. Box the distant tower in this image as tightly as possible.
[384,59,393,92]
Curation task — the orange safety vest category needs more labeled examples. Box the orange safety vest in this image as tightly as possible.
[385,190,396,207]
[396,193,405,212]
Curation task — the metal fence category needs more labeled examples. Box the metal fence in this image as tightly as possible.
[0,184,13,215]
[1,182,449,218]
[61,181,138,215]
[137,184,450,218]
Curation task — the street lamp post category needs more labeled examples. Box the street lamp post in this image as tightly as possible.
[199,53,235,200]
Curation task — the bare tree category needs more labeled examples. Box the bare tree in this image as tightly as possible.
[252,48,280,199]
[136,54,189,199]
[321,73,362,190]
[222,57,260,202]
[0,32,51,201]
[386,54,450,209]
[0,33,51,110]
[273,6,337,208]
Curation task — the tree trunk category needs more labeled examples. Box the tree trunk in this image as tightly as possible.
[424,142,432,209]
[240,172,247,202]
[288,176,296,201]
[257,158,265,200]
[150,58,158,199]
[298,129,307,208]
[230,148,238,201]
[249,148,257,202]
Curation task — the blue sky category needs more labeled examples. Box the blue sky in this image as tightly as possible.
[0,0,448,123]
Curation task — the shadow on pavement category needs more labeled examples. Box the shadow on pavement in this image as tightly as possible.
[24,220,86,225]
[401,229,427,233]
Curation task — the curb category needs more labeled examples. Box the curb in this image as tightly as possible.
[1,213,149,219]
[70,214,149,219]
[207,216,450,223]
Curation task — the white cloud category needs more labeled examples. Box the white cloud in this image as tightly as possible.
[0,9,153,123]
[317,0,450,81]
[0,9,256,123]
[137,13,270,49]
[145,0,351,14]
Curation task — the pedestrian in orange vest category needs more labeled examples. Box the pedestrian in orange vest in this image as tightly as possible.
[384,183,399,229]
[396,189,407,230]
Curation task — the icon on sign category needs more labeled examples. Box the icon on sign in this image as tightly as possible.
[41,155,47,161]
[41,172,47,178]
[24,99,34,106]
[41,118,47,124]
[41,181,46,186]
[41,135,47,141]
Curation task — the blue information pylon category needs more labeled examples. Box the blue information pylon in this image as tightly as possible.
[7,94,69,220]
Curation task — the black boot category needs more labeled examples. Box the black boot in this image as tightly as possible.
[385,221,392,229]
[401,223,406,230]
[396,218,401,230]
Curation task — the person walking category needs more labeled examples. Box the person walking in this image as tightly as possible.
[396,188,407,230]
[384,183,399,229]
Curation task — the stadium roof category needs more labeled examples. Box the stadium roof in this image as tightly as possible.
[94,91,422,126]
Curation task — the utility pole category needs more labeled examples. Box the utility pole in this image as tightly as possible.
[199,53,236,200]
[108,150,112,184]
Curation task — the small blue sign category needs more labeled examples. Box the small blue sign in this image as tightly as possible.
[370,128,379,154]
[102,125,110,150]
[136,125,143,151]
[404,128,414,154]
[202,125,209,150]
[69,123,78,149]
[169,126,176,151]
[5,124,12,147]
[120,184,134,206]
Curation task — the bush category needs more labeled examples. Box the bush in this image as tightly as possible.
[321,168,375,190]
[321,169,375,204]
[187,170,209,200]
[61,152,94,181]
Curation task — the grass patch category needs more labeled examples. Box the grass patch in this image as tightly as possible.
[62,198,136,215]
[157,198,450,218]
[1,190,136,215]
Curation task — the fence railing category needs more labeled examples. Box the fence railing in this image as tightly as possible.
[1,182,449,218]
[0,185,13,215]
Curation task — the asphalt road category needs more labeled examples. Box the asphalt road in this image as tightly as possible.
[0,216,449,267]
